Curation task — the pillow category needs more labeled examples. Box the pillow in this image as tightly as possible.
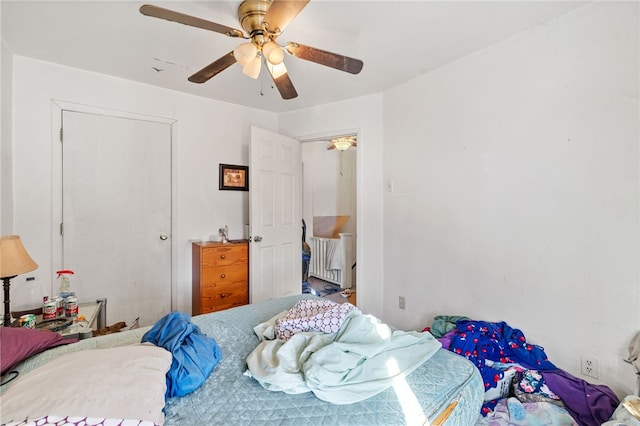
[0,343,172,425]
[0,326,76,375]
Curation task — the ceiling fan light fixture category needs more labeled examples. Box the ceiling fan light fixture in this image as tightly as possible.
[234,42,258,66]
[330,136,356,151]
[267,47,284,65]
[242,55,262,79]
[262,42,284,65]
[267,61,287,79]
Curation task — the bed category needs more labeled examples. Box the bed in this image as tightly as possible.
[1,295,483,425]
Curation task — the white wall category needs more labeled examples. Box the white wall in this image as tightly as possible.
[301,141,356,237]
[279,95,385,319]
[382,1,638,397]
[1,35,14,235]
[11,56,277,313]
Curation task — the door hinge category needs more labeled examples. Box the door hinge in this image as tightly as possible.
[60,223,64,236]
[60,128,63,143]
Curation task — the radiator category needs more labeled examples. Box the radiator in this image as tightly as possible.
[309,233,354,289]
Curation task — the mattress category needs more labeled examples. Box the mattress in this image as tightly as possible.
[5,295,483,425]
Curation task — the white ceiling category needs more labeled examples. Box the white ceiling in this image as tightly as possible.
[2,1,587,113]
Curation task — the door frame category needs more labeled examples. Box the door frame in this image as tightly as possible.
[50,100,178,308]
[297,127,360,294]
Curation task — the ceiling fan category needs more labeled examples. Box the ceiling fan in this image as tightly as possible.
[139,0,364,100]
[327,135,357,151]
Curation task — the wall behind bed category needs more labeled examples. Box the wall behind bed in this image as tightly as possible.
[8,56,277,314]
[1,36,13,235]
[381,1,638,397]
[282,1,639,398]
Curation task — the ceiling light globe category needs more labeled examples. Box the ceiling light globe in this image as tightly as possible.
[242,55,262,79]
[263,41,284,65]
[333,140,352,151]
[268,48,285,65]
[234,42,258,66]
[267,62,287,79]
[262,41,278,57]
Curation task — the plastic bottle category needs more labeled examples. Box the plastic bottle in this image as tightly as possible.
[56,269,75,299]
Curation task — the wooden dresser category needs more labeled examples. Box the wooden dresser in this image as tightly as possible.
[192,241,249,315]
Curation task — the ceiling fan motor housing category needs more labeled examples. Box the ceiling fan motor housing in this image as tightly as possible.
[238,0,271,38]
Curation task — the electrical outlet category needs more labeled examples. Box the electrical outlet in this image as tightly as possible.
[399,296,406,310]
[581,355,599,379]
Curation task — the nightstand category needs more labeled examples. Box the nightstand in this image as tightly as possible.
[12,298,106,339]
[59,299,106,339]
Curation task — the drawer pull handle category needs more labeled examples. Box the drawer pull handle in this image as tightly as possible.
[220,255,226,259]
[220,293,230,298]
[220,274,226,279]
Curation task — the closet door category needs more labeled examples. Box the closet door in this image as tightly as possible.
[61,110,172,327]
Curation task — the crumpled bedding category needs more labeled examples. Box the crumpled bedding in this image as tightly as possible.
[246,307,442,404]
[274,299,358,340]
[474,399,577,426]
[8,295,485,425]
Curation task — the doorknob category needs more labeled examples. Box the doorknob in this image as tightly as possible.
[159,233,169,240]
[254,236,263,242]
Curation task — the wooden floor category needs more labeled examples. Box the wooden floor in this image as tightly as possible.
[306,277,356,305]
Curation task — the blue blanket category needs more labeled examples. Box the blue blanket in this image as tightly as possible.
[142,312,222,398]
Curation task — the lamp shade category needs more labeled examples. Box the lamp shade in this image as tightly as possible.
[0,235,38,278]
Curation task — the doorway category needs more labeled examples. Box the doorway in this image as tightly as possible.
[301,135,357,291]
[53,103,175,327]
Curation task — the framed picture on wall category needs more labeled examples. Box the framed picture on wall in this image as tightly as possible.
[219,164,249,191]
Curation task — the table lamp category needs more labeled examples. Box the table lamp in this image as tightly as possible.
[1,235,38,326]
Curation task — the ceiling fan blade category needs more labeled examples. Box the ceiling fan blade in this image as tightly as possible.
[263,0,310,34]
[140,4,243,38]
[267,63,298,99]
[188,52,237,83]
[285,42,363,74]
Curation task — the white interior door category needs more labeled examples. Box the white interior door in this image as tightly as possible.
[249,126,302,303]
[61,110,172,327]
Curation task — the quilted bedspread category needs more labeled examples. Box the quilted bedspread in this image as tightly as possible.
[7,295,484,425]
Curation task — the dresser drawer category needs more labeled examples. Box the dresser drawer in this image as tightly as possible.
[202,245,248,267]
[200,281,249,314]
[201,265,247,285]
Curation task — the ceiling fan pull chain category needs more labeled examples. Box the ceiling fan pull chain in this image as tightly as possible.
[260,64,267,96]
